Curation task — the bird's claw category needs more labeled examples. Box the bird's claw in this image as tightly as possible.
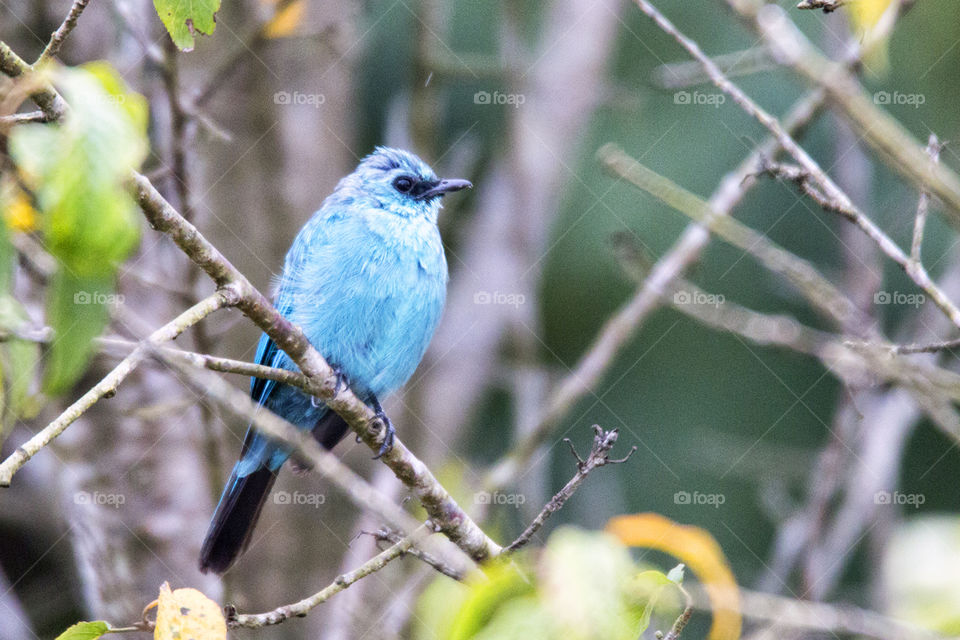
[314,366,349,409]
[332,365,349,396]
[372,409,395,459]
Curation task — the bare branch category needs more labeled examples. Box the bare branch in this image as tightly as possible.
[912,135,943,264]
[38,0,92,65]
[0,41,68,119]
[663,586,693,640]
[0,291,235,486]
[724,0,960,224]
[756,158,960,329]
[0,110,49,126]
[505,426,635,552]
[365,527,466,581]
[599,144,866,332]
[228,526,427,628]
[689,585,949,640]
[482,89,826,493]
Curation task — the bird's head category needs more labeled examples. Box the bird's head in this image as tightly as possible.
[331,147,472,222]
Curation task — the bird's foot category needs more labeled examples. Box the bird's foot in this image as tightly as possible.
[371,401,395,459]
[332,366,349,396]
[313,366,349,409]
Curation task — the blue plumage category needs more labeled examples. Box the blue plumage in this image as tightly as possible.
[199,147,470,573]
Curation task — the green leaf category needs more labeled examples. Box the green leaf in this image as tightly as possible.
[54,621,110,640]
[8,63,146,393]
[11,65,145,279]
[0,190,40,441]
[0,293,41,438]
[153,0,221,51]
[628,570,677,635]
[42,271,113,395]
[667,563,685,584]
[414,528,677,640]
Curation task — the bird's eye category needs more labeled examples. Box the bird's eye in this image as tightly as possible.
[393,176,415,193]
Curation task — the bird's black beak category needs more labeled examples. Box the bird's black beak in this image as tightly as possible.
[415,178,473,200]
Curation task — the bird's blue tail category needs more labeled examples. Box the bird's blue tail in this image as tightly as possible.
[199,449,278,574]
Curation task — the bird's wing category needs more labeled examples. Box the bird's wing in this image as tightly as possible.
[250,331,281,406]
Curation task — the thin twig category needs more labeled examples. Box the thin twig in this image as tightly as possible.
[0,110,49,126]
[366,527,466,580]
[37,0,92,64]
[688,585,948,640]
[912,135,943,264]
[0,291,235,486]
[505,426,635,552]
[724,0,960,224]
[228,526,427,628]
[849,337,960,356]
[0,41,68,119]
[663,585,693,640]
[757,158,960,328]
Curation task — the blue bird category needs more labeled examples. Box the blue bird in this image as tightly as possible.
[199,147,471,574]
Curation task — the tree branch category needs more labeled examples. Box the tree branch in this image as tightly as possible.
[364,527,466,581]
[691,585,949,639]
[0,290,235,486]
[756,157,960,328]
[38,0,92,65]
[482,89,826,494]
[723,0,960,225]
[506,426,635,552]
[912,135,943,265]
[227,526,427,628]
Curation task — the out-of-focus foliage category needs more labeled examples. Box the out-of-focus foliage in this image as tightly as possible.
[413,526,683,640]
[0,181,40,436]
[261,0,306,39]
[847,0,896,72]
[608,513,741,640]
[8,62,146,394]
[883,515,960,634]
[152,0,221,51]
[154,582,226,640]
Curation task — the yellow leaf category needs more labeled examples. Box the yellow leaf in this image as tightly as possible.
[607,513,741,640]
[4,190,38,232]
[848,0,893,29]
[848,0,895,74]
[263,0,305,39]
[154,582,226,640]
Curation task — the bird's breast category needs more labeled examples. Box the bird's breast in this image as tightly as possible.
[292,217,447,398]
